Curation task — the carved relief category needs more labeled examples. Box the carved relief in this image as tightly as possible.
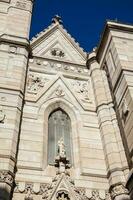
[16,1,27,9]
[72,80,91,103]
[32,59,89,75]
[121,98,129,122]
[55,86,65,97]
[90,190,102,200]
[56,191,70,200]
[24,184,34,200]
[27,74,49,94]
[9,46,17,54]
[110,184,129,199]
[0,171,13,186]
[51,48,65,58]
[0,106,5,123]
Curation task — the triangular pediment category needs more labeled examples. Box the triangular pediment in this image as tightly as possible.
[30,19,86,64]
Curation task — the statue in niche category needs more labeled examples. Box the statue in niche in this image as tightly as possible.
[58,137,66,158]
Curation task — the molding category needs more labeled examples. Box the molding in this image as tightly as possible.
[96,21,133,62]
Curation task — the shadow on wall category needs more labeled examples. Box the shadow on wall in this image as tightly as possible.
[0,186,11,200]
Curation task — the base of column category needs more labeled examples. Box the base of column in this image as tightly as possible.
[110,183,130,200]
[0,183,11,200]
[126,169,133,200]
[0,171,14,200]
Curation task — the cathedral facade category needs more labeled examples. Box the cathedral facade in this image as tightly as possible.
[0,1,133,200]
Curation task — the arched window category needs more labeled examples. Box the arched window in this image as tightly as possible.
[48,108,71,165]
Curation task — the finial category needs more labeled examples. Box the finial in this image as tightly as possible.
[52,15,63,24]
[55,138,70,174]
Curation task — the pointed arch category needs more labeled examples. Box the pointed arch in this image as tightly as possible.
[48,108,72,165]
[40,98,82,171]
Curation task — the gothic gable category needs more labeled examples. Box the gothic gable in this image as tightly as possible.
[25,74,95,111]
[30,16,86,64]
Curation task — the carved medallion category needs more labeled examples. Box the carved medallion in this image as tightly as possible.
[27,74,49,94]
[51,48,65,58]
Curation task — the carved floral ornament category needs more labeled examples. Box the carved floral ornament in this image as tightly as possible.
[27,73,49,94]
[51,48,65,58]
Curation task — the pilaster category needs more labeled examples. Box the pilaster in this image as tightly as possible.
[87,51,130,200]
[0,0,34,199]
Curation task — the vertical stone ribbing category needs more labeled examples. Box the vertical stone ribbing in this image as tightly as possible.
[0,0,34,199]
[87,51,130,200]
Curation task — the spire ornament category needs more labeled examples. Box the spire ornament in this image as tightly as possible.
[52,15,63,24]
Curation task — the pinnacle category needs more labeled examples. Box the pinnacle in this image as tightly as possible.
[52,15,63,24]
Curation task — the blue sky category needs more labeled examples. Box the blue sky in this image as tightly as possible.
[30,0,133,52]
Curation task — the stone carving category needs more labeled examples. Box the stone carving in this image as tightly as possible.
[0,171,13,186]
[32,59,89,75]
[90,190,102,200]
[110,184,129,199]
[52,15,63,24]
[58,137,66,157]
[72,80,91,102]
[0,105,5,123]
[9,46,17,54]
[27,74,49,94]
[51,48,65,58]
[56,191,70,200]
[16,1,27,9]
[24,184,34,200]
[105,193,111,200]
[55,138,70,174]
[122,98,129,122]
[55,87,65,97]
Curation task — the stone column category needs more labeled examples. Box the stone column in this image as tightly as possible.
[0,0,34,199]
[87,51,130,200]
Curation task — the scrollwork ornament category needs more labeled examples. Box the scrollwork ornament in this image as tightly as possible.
[110,184,129,199]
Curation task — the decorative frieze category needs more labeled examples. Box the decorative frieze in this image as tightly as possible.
[0,171,13,186]
[29,58,89,75]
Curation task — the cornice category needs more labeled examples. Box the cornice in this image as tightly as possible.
[0,34,30,49]
[96,20,133,62]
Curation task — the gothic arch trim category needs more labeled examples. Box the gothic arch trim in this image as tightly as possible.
[39,99,82,173]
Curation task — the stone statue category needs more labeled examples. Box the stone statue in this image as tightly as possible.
[58,137,66,158]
